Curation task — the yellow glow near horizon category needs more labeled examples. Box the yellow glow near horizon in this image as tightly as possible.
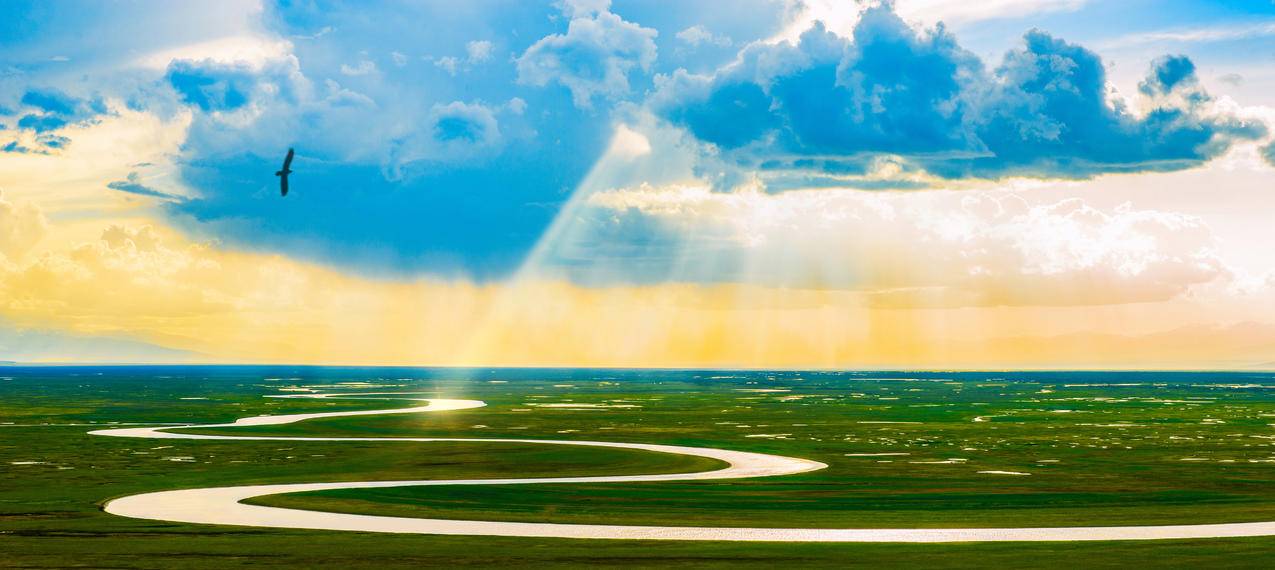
[0,211,1271,369]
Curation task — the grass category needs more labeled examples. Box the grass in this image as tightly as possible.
[3,365,1275,567]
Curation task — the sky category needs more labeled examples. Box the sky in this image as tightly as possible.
[2,0,1275,369]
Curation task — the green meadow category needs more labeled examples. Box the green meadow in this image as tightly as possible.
[3,365,1275,568]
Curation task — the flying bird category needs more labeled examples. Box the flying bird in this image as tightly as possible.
[275,148,294,196]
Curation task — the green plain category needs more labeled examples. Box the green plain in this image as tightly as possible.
[3,365,1275,568]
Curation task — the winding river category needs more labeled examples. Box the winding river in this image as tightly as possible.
[90,393,1275,542]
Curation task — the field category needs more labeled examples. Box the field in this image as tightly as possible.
[3,365,1275,567]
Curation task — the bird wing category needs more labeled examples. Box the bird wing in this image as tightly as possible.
[282,148,294,170]
[280,173,289,197]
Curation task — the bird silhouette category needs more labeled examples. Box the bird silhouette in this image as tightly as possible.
[275,148,294,196]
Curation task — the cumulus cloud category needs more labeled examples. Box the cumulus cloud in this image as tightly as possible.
[0,192,48,262]
[322,79,376,108]
[568,182,1226,307]
[0,225,236,336]
[654,4,1265,186]
[387,101,503,172]
[516,0,658,108]
[167,57,308,112]
[432,102,500,144]
[165,56,338,157]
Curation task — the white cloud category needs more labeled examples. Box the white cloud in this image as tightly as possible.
[466,40,494,63]
[676,25,731,48]
[385,101,504,172]
[390,51,408,67]
[426,41,492,76]
[578,182,1226,306]
[323,79,375,108]
[339,59,377,76]
[516,2,657,108]
[431,55,459,76]
[506,97,527,115]
[292,26,334,41]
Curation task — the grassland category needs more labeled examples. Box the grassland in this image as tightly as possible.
[3,365,1275,567]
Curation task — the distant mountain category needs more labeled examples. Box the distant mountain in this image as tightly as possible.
[0,327,195,364]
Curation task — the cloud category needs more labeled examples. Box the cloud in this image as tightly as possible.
[1099,21,1275,50]
[506,97,527,115]
[431,55,460,76]
[322,79,376,108]
[655,4,1266,186]
[1263,141,1275,168]
[432,102,500,144]
[390,51,408,67]
[466,40,494,63]
[0,192,48,262]
[676,25,732,48]
[166,58,305,112]
[0,225,253,349]
[339,59,377,76]
[516,0,658,108]
[426,40,495,77]
[106,172,182,201]
[955,35,1265,179]
[1138,55,1199,97]
[387,100,504,169]
[292,26,334,41]
[569,182,1226,307]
